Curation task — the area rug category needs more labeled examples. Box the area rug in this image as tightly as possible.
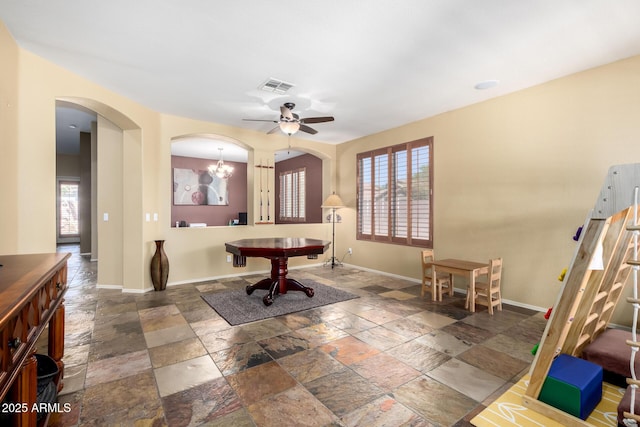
[471,374,623,427]
[201,280,358,326]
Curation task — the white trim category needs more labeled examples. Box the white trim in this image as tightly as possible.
[97,283,155,294]
[96,283,122,290]
[167,270,269,287]
[98,261,564,315]
[342,262,422,284]
[121,288,153,294]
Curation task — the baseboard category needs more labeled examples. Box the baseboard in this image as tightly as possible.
[97,283,155,294]
[103,261,548,313]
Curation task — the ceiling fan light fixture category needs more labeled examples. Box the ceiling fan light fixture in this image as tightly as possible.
[279,121,300,135]
[244,102,333,136]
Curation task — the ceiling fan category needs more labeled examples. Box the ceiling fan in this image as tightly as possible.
[243,102,334,136]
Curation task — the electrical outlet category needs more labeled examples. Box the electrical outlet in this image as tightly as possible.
[348,248,352,254]
[226,255,232,263]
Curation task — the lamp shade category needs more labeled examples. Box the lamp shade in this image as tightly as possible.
[321,193,344,208]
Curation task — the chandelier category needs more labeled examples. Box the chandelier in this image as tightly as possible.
[208,147,233,179]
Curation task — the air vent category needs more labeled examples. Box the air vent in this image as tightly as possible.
[259,78,295,93]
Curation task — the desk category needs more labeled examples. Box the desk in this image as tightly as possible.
[430,259,489,312]
[225,238,331,306]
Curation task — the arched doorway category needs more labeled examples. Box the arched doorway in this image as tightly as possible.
[56,97,143,291]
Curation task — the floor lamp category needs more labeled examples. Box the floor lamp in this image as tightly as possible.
[321,192,345,269]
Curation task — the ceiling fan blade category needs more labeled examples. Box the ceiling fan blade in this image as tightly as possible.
[280,105,294,120]
[267,126,281,134]
[299,124,318,135]
[243,118,279,123]
[300,116,334,124]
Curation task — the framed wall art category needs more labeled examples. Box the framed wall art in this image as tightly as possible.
[173,168,229,205]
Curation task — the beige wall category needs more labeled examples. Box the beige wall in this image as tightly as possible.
[56,154,80,177]
[0,22,19,253]
[2,19,639,323]
[96,116,124,287]
[337,55,640,324]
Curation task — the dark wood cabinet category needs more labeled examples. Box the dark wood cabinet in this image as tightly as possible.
[0,253,70,426]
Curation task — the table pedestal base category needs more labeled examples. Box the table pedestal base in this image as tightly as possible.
[245,258,315,306]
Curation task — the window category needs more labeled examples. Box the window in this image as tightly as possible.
[357,137,433,247]
[279,167,306,222]
[59,181,80,237]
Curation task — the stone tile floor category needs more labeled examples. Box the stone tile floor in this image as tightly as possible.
[45,244,547,426]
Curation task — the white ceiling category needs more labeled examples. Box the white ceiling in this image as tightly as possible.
[4,1,640,153]
[170,134,303,163]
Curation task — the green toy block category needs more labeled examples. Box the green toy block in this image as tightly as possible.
[539,354,602,420]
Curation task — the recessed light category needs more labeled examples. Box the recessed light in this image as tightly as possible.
[69,124,77,129]
[474,80,500,90]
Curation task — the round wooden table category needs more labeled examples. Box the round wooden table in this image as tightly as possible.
[225,237,331,306]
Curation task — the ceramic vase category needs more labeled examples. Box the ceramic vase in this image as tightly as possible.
[150,240,169,291]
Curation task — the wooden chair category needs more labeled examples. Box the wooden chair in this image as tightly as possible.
[469,258,503,315]
[421,249,453,301]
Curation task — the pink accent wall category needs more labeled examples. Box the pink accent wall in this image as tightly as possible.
[275,153,323,224]
[171,156,247,227]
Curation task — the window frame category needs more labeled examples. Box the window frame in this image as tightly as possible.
[57,179,80,239]
[356,137,433,248]
[278,167,306,222]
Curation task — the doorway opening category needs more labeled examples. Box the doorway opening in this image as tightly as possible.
[57,178,80,243]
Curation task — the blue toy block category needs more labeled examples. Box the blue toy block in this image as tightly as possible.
[539,353,603,420]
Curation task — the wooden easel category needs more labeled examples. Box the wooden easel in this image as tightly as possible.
[523,163,640,426]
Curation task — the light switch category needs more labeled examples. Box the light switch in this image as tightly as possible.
[153,213,158,222]
[103,213,109,221]
[145,213,150,222]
